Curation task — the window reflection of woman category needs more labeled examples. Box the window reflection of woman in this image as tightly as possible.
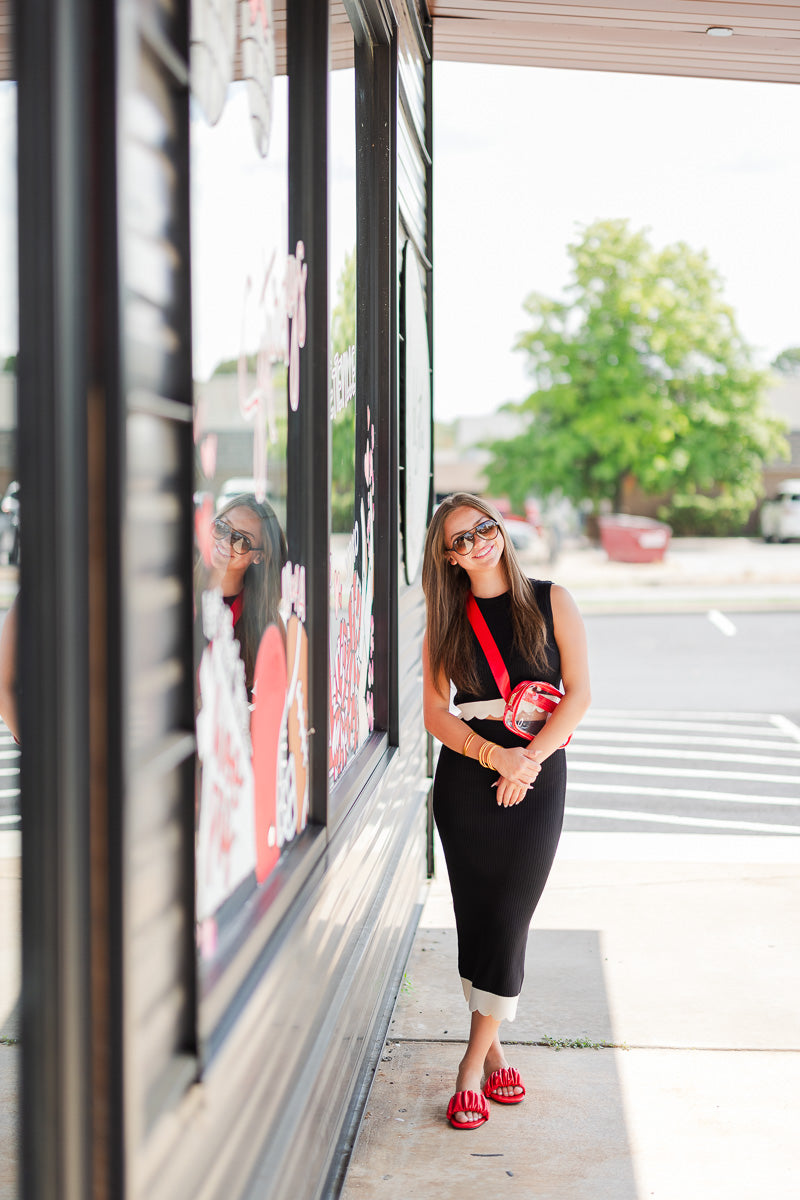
[204,494,287,696]
[0,592,19,742]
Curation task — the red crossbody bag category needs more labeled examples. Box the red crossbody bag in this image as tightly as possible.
[465,593,571,746]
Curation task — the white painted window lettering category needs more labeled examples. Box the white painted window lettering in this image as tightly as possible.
[286,242,308,412]
[196,588,257,921]
[281,561,307,623]
[330,344,356,419]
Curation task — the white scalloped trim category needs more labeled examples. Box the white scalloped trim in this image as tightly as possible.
[461,977,519,1022]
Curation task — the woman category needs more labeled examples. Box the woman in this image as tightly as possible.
[202,493,287,696]
[421,493,590,1129]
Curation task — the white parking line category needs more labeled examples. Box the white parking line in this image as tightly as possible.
[584,708,779,723]
[574,730,800,753]
[568,745,800,768]
[580,717,788,737]
[0,814,20,825]
[565,806,800,835]
[568,760,800,785]
[567,781,800,808]
[707,609,737,637]
[771,714,800,741]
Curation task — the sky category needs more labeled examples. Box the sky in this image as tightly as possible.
[3,63,799,417]
[433,62,800,422]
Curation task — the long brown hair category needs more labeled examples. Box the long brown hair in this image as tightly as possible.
[215,494,287,693]
[422,493,548,695]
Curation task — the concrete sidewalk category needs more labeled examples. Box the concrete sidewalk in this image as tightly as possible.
[524,536,800,613]
[341,833,800,1200]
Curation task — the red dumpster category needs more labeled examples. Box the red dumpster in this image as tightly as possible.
[598,514,671,563]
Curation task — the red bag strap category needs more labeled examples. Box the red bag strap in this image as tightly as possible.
[465,593,510,700]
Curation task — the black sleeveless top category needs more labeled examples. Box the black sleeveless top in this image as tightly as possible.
[453,580,561,707]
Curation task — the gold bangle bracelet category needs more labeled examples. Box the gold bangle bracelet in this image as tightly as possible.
[479,740,496,769]
[486,744,497,771]
[462,731,477,757]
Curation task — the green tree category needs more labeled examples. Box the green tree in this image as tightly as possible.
[487,220,787,527]
[330,248,357,533]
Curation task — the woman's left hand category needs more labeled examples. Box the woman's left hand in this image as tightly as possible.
[495,776,529,807]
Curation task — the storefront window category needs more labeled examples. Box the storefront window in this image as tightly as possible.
[328,11,375,783]
[190,1,308,980]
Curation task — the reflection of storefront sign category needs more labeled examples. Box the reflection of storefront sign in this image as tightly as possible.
[401,244,432,584]
[330,344,356,419]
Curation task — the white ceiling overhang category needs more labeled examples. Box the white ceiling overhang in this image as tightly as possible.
[428,3,800,83]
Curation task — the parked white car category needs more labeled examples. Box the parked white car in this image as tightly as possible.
[503,516,549,560]
[760,479,800,542]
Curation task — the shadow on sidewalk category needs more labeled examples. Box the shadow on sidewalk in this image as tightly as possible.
[343,927,639,1199]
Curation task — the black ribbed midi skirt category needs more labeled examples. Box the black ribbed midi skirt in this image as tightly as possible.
[433,718,566,1021]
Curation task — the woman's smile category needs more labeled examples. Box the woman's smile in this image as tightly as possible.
[472,540,499,564]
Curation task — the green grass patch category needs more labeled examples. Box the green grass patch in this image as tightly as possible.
[539,1034,627,1052]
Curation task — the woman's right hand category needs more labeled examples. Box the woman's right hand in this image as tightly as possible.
[495,777,528,807]
[493,744,542,787]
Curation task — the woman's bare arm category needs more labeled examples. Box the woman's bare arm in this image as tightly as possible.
[527,584,591,761]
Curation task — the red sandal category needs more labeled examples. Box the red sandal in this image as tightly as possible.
[446,1089,489,1129]
[483,1067,525,1105]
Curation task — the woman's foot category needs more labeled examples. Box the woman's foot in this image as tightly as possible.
[483,1042,525,1102]
[446,1088,489,1129]
[448,1061,488,1126]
